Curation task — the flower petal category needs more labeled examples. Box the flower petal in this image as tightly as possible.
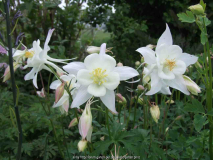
[160,87,171,95]
[103,72,120,90]
[164,75,190,95]
[86,126,93,142]
[136,47,156,64]
[113,66,139,81]
[99,43,106,56]
[71,86,92,108]
[100,89,117,114]
[179,53,198,67]
[84,53,116,72]
[24,67,37,80]
[158,65,175,80]
[44,29,54,51]
[63,99,69,112]
[172,60,186,75]
[63,62,86,75]
[87,83,106,97]
[50,80,61,89]
[156,23,173,51]
[146,71,163,95]
[53,92,69,108]
[77,69,93,86]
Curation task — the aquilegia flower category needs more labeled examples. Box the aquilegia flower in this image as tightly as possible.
[24,29,71,88]
[63,43,139,113]
[136,24,198,95]
[50,73,80,113]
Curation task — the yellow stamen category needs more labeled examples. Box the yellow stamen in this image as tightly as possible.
[90,68,108,85]
[25,51,34,58]
[165,58,176,71]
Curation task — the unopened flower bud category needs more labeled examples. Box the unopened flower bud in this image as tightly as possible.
[87,46,113,54]
[165,100,175,104]
[117,62,123,67]
[195,61,202,69]
[183,75,201,96]
[116,93,127,104]
[165,127,169,133]
[100,136,105,141]
[175,115,183,121]
[189,4,205,16]
[3,62,19,82]
[150,105,160,123]
[68,118,78,128]
[137,85,144,91]
[37,88,45,98]
[78,140,87,152]
[55,83,65,103]
[135,61,140,67]
[138,97,143,105]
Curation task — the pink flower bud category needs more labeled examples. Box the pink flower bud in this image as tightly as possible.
[55,83,65,103]
[68,118,78,128]
[117,62,123,67]
[2,62,19,82]
[37,88,46,98]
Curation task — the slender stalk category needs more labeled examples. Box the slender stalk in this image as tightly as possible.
[4,1,23,160]
[133,93,139,128]
[106,108,112,139]
[203,18,213,159]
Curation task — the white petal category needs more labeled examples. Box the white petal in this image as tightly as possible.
[53,92,69,108]
[100,90,117,114]
[136,47,156,64]
[42,64,52,72]
[63,99,69,112]
[156,24,173,51]
[24,67,37,80]
[33,70,39,89]
[157,45,182,60]
[50,80,61,89]
[146,71,163,95]
[63,62,86,75]
[165,75,190,95]
[99,43,106,56]
[84,53,116,72]
[179,53,198,67]
[33,40,42,54]
[87,83,106,97]
[86,126,93,142]
[45,61,64,73]
[71,86,92,108]
[46,55,73,63]
[172,60,186,75]
[113,66,139,81]
[13,50,25,58]
[158,65,175,80]
[77,69,93,86]
[160,87,171,95]
[44,29,54,51]
[103,72,120,90]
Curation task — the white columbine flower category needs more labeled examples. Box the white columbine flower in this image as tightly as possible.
[63,43,139,113]
[50,74,80,113]
[24,29,71,88]
[136,24,198,95]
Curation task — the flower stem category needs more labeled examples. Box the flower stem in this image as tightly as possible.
[133,93,139,128]
[106,108,112,139]
[4,1,23,160]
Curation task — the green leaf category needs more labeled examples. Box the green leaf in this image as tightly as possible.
[177,11,195,23]
[184,99,205,114]
[193,114,207,132]
[201,31,208,45]
[204,17,211,26]
[207,109,213,116]
[200,0,206,11]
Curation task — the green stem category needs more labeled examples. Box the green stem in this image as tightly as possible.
[106,108,112,139]
[133,93,139,128]
[4,1,23,160]
[50,119,64,158]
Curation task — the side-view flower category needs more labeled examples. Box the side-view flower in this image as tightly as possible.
[136,24,199,95]
[63,43,139,113]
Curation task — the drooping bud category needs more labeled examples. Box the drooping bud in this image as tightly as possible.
[55,82,65,103]
[183,75,201,96]
[2,62,19,82]
[68,118,78,128]
[135,61,140,67]
[100,136,105,141]
[150,105,160,123]
[137,85,144,91]
[138,97,143,105]
[79,99,93,140]
[117,62,123,67]
[165,127,169,133]
[37,88,46,98]
[165,99,175,104]
[78,140,87,152]
[195,61,202,69]
[116,93,127,104]
[188,4,205,16]
[175,115,183,121]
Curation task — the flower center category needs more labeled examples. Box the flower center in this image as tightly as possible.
[90,68,108,85]
[165,58,176,71]
[25,51,34,58]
